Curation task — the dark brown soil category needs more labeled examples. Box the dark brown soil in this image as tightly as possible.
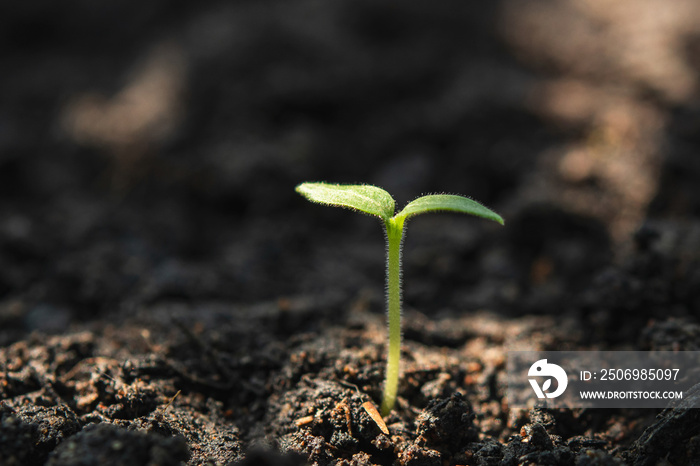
[2,1,700,465]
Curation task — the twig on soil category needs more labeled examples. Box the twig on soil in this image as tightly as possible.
[154,389,181,422]
[334,398,354,437]
[362,401,390,435]
[163,389,181,412]
[335,379,363,397]
[59,357,123,383]
[294,415,315,427]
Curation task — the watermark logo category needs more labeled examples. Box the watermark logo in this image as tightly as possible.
[509,351,698,408]
[528,359,568,399]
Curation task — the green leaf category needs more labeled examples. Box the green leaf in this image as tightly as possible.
[295,182,395,221]
[396,194,504,225]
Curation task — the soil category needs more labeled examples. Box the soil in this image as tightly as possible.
[2,1,700,465]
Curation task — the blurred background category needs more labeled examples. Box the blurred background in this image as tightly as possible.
[2,0,700,345]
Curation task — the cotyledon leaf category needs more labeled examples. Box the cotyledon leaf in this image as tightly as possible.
[396,194,504,225]
[295,182,395,221]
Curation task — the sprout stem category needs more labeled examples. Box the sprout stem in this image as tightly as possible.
[381,217,405,416]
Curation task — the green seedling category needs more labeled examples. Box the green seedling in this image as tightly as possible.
[295,182,504,416]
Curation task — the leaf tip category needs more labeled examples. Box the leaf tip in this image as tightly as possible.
[294,182,311,194]
[295,182,322,201]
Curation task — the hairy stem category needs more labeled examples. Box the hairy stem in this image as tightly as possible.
[381,217,404,416]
